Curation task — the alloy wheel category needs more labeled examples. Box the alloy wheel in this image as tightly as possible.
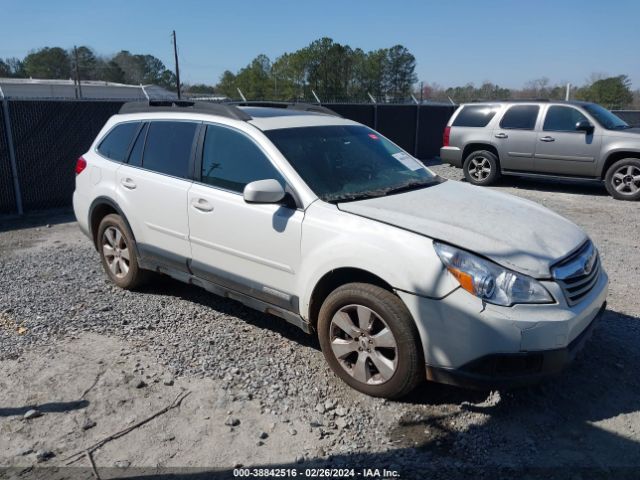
[102,226,130,279]
[611,164,640,196]
[329,304,398,385]
[469,156,491,181]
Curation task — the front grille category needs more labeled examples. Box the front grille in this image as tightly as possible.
[553,241,601,306]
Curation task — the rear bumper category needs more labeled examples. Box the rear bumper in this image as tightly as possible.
[439,146,463,167]
[425,302,605,389]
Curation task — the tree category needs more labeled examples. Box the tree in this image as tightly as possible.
[71,46,99,80]
[384,45,417,100]
[0,60,9,77]
[576,75,633,109]
[185,84,217,94]
[216,70,237,98]
[23,47,71,79]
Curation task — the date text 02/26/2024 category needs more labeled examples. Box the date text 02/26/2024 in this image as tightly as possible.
[233,468,401,478]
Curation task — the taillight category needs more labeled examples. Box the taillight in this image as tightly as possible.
[443,126,451,147]
[75,156,87,175]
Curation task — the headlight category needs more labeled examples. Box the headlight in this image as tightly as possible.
[433,242,553,306]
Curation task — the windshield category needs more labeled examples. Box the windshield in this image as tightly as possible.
[582,103,630,130]
[265,125,438,202]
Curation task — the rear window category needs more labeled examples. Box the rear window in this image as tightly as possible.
[142,121,198,178]
[499,105,539,130]
[97,122,139,161]
[452,105,498,127]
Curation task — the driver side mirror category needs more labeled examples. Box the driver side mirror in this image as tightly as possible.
[243,179,285,204]
[576,120,594,134]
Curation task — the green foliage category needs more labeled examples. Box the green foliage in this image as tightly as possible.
[23,47,71,79]
[575,75,633,109]
[185,84,218,94]
[218,38,418,102]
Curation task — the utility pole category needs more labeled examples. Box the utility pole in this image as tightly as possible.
[565,82,571,101]
[73,46,83,99]
[172,30,181,99]
[420,81,424,103]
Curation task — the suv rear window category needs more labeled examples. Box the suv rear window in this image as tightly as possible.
[143,121,198,178]
[97,122,139,161]
[452,106,497,127]
[500,105,539,130]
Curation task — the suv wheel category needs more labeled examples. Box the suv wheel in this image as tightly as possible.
[317,283,423,399]
[463,150,500,186]
[605,158,640,201]
[97,214,148,289]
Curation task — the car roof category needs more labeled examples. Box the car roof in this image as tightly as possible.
[460,100,594,107]
[117,101,357,131]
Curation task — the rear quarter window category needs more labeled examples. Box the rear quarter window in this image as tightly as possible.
[452,106,498,128]
[97,122,140,161]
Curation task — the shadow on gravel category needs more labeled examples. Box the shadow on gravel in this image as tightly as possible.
[0,210,74,232]
[0,399,88,417]
[387,307,640,475]
[494,175,609,197]
[136,275,320,351]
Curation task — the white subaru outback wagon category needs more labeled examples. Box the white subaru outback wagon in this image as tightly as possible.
[73,101,608,398]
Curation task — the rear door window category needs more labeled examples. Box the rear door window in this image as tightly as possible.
[200,124,284,192]
[452,106,498,127]
[127,123,148,167]
[499,105,539,130]
[143,121,198,178]
[97,122,139,161]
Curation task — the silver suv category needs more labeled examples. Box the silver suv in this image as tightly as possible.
[440,101,640,200]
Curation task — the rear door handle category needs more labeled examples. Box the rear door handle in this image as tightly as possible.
[494,132,508,139]
[540,136,555,142]
[191,198,214,212]
[120,178,137,189]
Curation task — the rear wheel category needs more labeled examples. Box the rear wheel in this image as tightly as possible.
[463,150,500,186]
[317,283,423,399]
[605,158,640,201]
[97,214,148,289]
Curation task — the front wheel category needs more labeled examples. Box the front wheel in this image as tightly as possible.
[604,158,640,201]
[317,283,424,399]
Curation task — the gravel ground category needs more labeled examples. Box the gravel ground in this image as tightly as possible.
[1,164,639,479]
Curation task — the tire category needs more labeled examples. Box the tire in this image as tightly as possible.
[604,158,640,201]
[317,283,424,399]
[97,214,148,289]
[463,150,500,186]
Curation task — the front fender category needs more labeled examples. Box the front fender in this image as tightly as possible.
[297,202,458,320]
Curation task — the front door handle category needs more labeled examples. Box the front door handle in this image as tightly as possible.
[494,132,508,139]
[191,198,214,212]
[120,178,137,189]
[540,136,555,142]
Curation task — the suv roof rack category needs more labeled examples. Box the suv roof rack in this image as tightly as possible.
[229,101,341,117]
[119,100,252,121]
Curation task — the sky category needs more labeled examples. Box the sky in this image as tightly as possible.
[1,0,639,89]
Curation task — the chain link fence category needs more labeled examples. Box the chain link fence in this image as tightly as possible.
[3,98,634,216]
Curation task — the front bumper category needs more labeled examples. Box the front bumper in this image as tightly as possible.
[425,302,605,389]
[397,268,608,389]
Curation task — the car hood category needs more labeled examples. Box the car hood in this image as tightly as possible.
[337,180,587,278]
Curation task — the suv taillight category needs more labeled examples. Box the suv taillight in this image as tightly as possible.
[443,126,451,147]
[75,156,87,175]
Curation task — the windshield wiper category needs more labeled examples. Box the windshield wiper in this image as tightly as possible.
[378,179,438,196]
[327,179,438,203]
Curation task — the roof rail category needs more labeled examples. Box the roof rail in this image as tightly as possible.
[119,100,251,121]
[469,98,550,103]
[229,101,341,117]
